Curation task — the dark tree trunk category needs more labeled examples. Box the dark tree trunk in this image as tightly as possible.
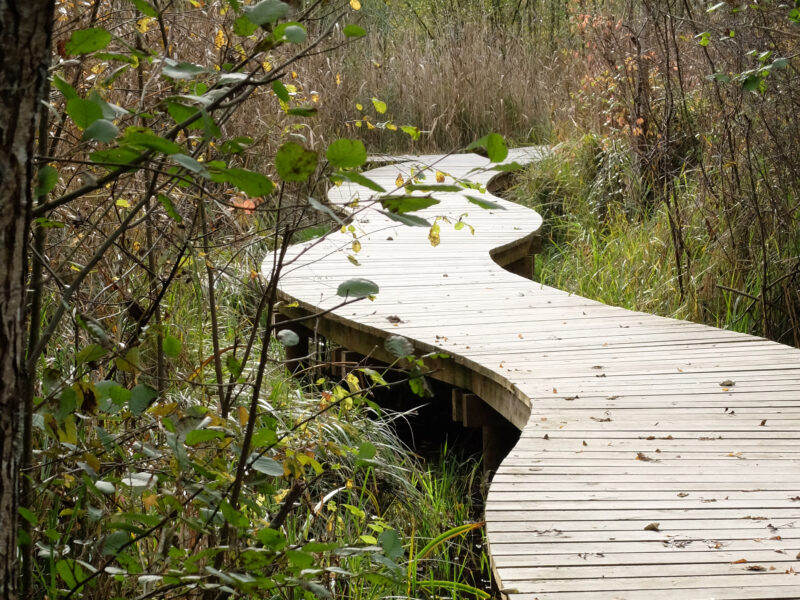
[0,1,54,597]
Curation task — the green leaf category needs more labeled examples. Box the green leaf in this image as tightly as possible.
[102,532,131,556]
[131,0,159,17]
[332,170,386,192]
[129,383,157,416]
[343,24,366,38]
[18,506,38,526]
[707,72,730,83]
[83,118,119,142]
[76,344,108,364]
[219,136,253,154]
[275,142,318,182]
[65,28,112,55]
[468,133,508,162]
[66,98,103,130]
[380,210,430,227]
[251,456,284,476]
[226,355,242,378]
[234,15,259,36]
[358,442,376,460]
[380,195,440,214]
[400,125,421,140]
[52,74,78,101]
[211,167,274,196]
[219,500,249,527]
[167,102,203,129]
[90,147,141,170]
[287,106,318,117]
[308,196,343,224]
[742,74,765,93]
[272,80,290,102]
[275,22,306,43]
[121,127,182,154]
[465,195,505,210]
[491,161,524,172]
[371,97,387,114]
[185,429,224,446]
[276,329,300,347]
[171,153,206,174]
[162,334,182,357]
[243,0,289,25]
[327,139,367,169]
[696,31,711,47]
[162,59,206,80]
[96,381,131,411]
[379,529,403,561]
[36,165,59,197]
[337,278,379,298]
[286,550,315,569]
[157,193,182,222]
[384,335,413,358]
[771,57,789,70]
[404,184,462,192]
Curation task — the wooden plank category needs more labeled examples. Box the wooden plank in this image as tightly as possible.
[266,149,800,599]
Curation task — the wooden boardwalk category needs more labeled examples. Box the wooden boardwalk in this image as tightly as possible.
[265,149,800,599]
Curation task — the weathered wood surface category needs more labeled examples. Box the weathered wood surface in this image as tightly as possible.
[264,149,800,599]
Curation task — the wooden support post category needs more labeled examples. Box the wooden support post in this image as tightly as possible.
[452,389,519,479]
[274,313,311,377]
[338,350,363,380]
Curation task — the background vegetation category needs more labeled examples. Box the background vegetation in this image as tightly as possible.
[5,0,799,599]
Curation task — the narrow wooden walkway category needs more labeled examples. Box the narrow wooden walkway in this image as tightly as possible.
[265,149,800,599]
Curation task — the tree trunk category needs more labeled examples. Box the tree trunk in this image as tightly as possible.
[0,1,54,597]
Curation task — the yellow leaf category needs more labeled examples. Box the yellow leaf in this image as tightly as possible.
[395,174,404,188]
[136,16,153,33]
[366,121,375,130]
[356,103,363,111]
[237,405,249,427]
[436,171,446,183]
[215,28,226,50]
[335,72,341,86]
[116,198,130,208]
[262,59,273,72]
[386,122,397,131]
[428,222,440,247]
[291,71,298,79]
[350,0,361,9]
[354,120,362,128]
[352,240,361,253]
[84,452,101,473]
[142,491,158,511]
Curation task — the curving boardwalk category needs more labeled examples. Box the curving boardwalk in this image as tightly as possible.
[264,149,800,599]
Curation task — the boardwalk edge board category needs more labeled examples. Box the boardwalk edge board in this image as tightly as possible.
[263,148,800,598]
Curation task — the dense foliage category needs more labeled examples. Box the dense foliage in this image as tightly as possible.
[4,0,799,598]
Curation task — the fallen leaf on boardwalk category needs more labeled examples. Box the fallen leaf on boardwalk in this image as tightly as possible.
[543,434,549,440]
[678,492,690,497]
[386,315,404,324]
[720,379,735,387]
[644,522,660,531]
[582,440,588,446]
[789,496,800,502]
[760,419,767,426]
[553,387,558,393]
[731,558,748,564]
[636,452,655,461]
[746,565,767,571]
[591,416,612,422]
